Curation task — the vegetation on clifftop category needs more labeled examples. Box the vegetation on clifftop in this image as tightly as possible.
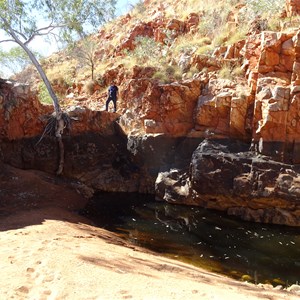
[1,0,294,104]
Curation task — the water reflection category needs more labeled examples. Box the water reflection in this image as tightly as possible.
[82,192,300,286]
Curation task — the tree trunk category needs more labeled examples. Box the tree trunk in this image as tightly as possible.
[56,136,65,175]
[91,62,94,80]
[6,23,65,175]
[19,45,61,115]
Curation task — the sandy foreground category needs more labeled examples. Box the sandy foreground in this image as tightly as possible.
[0,166,299,300]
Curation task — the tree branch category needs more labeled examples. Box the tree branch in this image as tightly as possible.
[25,23,66,45]
[0,16,28,43]
[0,39,15,44]
[12,28,28,42]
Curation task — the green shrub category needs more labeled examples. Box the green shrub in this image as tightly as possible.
[134,0,146,14]
[185,66,200,79]
[196,45,213,55]
[132,36,163,65]
[51,76,66,86]
[232,66,244,77]
[165,65,176,76]
[226,29,247,46]
[152,64,183,83]
[242,0,285,30]
[126,36,170,68]
[174,68,183,81]
[245,0,284,16]
[198,37,212,45]
[152,71,169,83]
[218,64,232,80]
[38,83,53,105]
[218,62,244,80]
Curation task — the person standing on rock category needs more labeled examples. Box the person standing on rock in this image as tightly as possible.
[105,82,119,112]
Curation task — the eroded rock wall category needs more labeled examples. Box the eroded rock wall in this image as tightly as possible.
[113,28,300,165]
[190,140,300,226]
[286,0,300,16]
[156,139,300,226]
[0,79,51,140]
[0,79,120,140]
[3,5,300,226]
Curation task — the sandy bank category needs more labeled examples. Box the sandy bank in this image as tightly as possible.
[0,165,298,299]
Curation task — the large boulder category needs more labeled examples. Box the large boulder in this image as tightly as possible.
[156,139,300,227]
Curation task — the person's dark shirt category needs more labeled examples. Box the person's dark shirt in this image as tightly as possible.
[108,85,118,98]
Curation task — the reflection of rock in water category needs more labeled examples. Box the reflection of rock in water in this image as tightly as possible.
[83,193,300,286]
[155,205,194,232]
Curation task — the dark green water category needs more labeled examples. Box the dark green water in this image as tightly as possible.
[81,192,300,287]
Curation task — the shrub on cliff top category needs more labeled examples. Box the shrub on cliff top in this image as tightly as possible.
[152,64,183,83]
[130,36,168,67]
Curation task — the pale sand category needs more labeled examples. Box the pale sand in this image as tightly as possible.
[1,208,299,300]
[0,166,298,300]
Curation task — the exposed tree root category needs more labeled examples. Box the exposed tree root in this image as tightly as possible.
[36,111,71,175]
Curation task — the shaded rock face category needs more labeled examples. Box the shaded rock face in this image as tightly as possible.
[156,139,300,227]
[0,122,202,196]
[191,140,300,226]
[0,162,89,215]
[1,132,143,193]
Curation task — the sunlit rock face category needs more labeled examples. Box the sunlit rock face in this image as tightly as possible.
[118,78,201,137]
[0,79,51,140]
[286,0,300,17]
[204,28,300,164]
[193,78,253,141]
[0,79,120,140]
[4,0,300,226]
[106,27,300,164]
[244,30,300,163]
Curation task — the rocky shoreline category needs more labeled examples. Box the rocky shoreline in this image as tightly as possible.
[1,126,300,226]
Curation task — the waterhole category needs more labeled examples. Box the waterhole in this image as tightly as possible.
[81,192,300,287]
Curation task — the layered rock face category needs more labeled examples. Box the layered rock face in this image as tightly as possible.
[156,139,300,226]
[2,77,300,226]
[118,77,201,136]
[0,79,50,140]
[286,0,300,16]
[244,30,300,163]
[112,27,300,166]
[2,2,300,226]
[0,79,119,140]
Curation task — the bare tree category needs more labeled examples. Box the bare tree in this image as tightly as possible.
[72,38,98,80]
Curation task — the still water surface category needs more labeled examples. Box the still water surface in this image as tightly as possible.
[82,192,300,286]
